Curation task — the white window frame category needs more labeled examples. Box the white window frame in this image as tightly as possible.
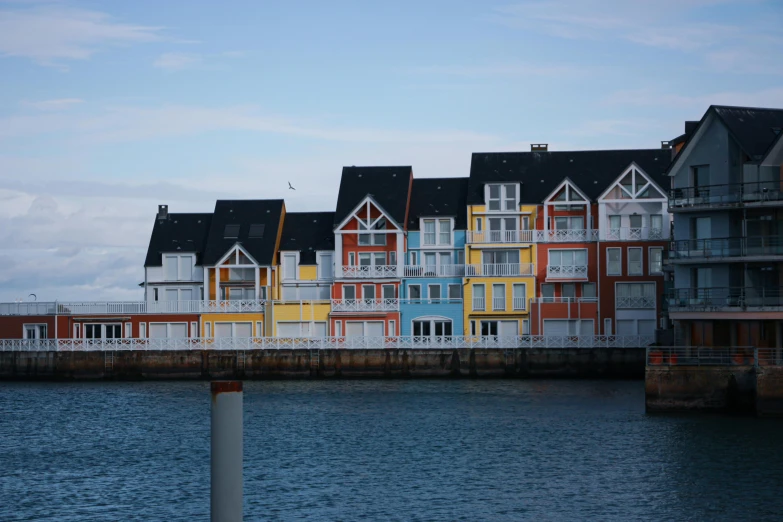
[421,218,454,247]
[492,283,505,311]
[334,320,342,337]
[139,322,147,339]
[473,283,485,311]
[83,323,123,339]
[213,322,253,338]
[607,248,622,276]
[408,284,422,300]
[388,320,396,336]
[649,247,663,275]
[485,183,519,212]
[348,252,356,266]
[427,284,441,300]
[22,324,48,339]
[382,284,395,299]
[476,217,483,231]
[163,254,195,282]
[125,322,132,338]
[282,252,299,281]
[148,322,189,339]
[512,283,526,311]
[628,247,643,276]
[316,252,334,280]
[203,322,211,338]
[604,318,612,335]
[410,251,418,266]
[448,283,462,300]
[191,322,198,338]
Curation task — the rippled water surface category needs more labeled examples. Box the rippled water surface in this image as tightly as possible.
[1,380,782,521]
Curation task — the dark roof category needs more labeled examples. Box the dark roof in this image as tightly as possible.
[407,177,469,230]
[279,212,335,264]
[144,213,212,267]
[334,166,412,228]
[467,149,671,204]
[713,105,783,160]
[201,200,284,266]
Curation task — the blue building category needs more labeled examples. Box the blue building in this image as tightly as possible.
[400,178,468,337]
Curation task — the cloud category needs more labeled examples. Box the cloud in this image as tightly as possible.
[21,98,84,111]
[0,5,162,66]
[153,52,202,71]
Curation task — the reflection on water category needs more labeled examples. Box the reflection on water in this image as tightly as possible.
[1,380,781,521]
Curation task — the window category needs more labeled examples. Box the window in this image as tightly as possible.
[609,215,621,231]
[544,319,593,336]
[343,285,356,300]
[410,251,418,265]
[227,287,254,301]
[549,249,587,268]
[255,322,263,337]
[582,283,596,299]
[283,254,297,280]
[23,324,47,339]
[359,218,387,246]
[84,323,122,339]
[408,284,421,300]
[345,321,384,337]
[513,283,526,310]
[164,255,178,280]
[439,219,451,245]
[482,250,519,265]
[448,284,462,299]
[541,283,554,302]
[521,216,530,230]
[522,319,530,335]
[125,322,132,338]
[413,319,453,337]
[389,320,396,336]
[362,285,376,299]
[317,253,334,280]
[492,283,505,311]
[224,224,240,238]
[488,216,519,241]
[348,252,356,266]
[214,322,252,338]
[470,320,477,336]
[604,318,612,335]
[149,323,188,339]
[140,323,147,339]
[487,183,518,211]
[428,284,441,299]
[692,165,710,195]
[473,284,485,311]
[382,285,395,299]
[481,320,518,336]
[456,250,464,265]
[282,286,297,301]
[629,215,642,230]
[164,255,194,281]
[562,283,576,299]
[607,248,622,275]
[422,219,452,246]
[555,216,584,230]
[423,219,435,245]
[628,248,642,276]
[649,247,663,274]
[476,218,483,231]
[334,321,342,337]
[276,322,327,337]
[694,217,711,240]
[389,251,396,265]
[153,288,159,301]
[359,252,386,267]
[650,215,663,232]
[248,224,265,238]
[616,283,656,309]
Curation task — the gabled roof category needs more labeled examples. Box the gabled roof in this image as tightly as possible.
[279,211,335,264]
[334,166,412,228]
[202,199,284,266]
[144,213,212,267]
[407,177,469,230]
[713,105,783,160]
[467,149,670,204]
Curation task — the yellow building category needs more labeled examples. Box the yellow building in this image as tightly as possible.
[462,193,538,336]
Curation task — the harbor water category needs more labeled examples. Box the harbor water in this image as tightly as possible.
[1,380,782,521]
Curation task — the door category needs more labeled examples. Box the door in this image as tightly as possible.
[500,321,518,337]
[366,322,384,338]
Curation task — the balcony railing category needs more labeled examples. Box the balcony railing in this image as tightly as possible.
[530,297,598,304]
[399,298,462,306]
[604,227,669,241]
[0,300,267,316]
[669,236,783,261]
[667,287,783,310]
[546,265,588,278]
[473,297,485,311]
[403,264,466,278]
[492,297,506,311]
[0,335,656,352]
[330,298,399,312]
[466,230,599,244]
[464,263,535,277]
[616,296,656,309]
[339,266,399,278]
[512,297,526,311]
[669,181,783,210]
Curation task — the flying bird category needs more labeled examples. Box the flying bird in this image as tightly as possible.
[28,293,37,301]
[288,182,296,190]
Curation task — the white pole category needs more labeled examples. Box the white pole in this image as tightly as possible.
[211,381,243,522]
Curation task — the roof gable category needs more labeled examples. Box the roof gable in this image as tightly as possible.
[144,212,212,267]
[279,211,335,264]
[335,195,402,232]
[713,105,783,160]
[544,177,590,204]
[333,166,412,228]
[201,199,284,266]
[407,177,468,230]
[597,163,667,201]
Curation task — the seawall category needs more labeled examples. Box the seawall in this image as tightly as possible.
[0,348,645,380]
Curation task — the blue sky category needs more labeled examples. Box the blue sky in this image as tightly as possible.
[1,0,782,301]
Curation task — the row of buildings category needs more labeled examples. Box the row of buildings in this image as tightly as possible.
[2,104,782,349]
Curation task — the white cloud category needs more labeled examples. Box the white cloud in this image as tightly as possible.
[0,5,162,66]
[153,52,202,71]
[21,98,84,110]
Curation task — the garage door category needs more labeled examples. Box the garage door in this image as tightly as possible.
[544,319,593,336]
[366,321,384,337]
[499,321,518,337]
[544,320,568,336]
[616,320,635,335]
[277,322,299,337]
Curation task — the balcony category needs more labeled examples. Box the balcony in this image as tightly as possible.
[530,297,598,304]
[546,265,588,279]
[669,181,783,211]
[669,236,783,263]
[403,264,466,278]
[604,227,669,241]
[464,263,535,277]
[465,230,599,244]
[472,297,485,311]
[330,298,399,312]
[339,266,399,279]
[512,297,526,311]
[668,287,783,311]
[492,297,506,311]
[616,296,656,309]
[0,300,267,316]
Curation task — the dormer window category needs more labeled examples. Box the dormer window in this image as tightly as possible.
[422,218,452,246]
[486,184,518,211]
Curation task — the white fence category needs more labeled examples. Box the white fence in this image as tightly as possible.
[339,266,399,278]
[0,335,656,352]
[403,265,466,277]
[464,263,535,277]
[604,227,668,241]
[0,300,267,316]
[331,299,399,312]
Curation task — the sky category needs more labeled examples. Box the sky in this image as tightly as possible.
[1,0,782,302]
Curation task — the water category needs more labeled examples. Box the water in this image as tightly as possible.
[1,381,782,521]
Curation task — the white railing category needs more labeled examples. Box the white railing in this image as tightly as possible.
[530,297,598,304]
[534,230,599,243]
[464,263,535,277]
[546,265,588,278]
[615,296,656,309]
[604,227,669,241]
[403,265,466,278]
[0,300,267,316]
[466,230,534,244]
[339,266,399,278]
[330,298,399,312]
[512,297,526,311]
[0,335,656,352]
[399,298,462,306]
[492,297,506,311]
[472,297,485,311]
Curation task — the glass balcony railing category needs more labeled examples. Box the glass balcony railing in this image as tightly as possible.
[669,181,783,210]
[669,236,783,261]
[667,286,783,310]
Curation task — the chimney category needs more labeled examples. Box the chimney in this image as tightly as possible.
[661,141,672,150]
[157,204,169,220]
[531,144,548,152]
[684,121,699,135]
